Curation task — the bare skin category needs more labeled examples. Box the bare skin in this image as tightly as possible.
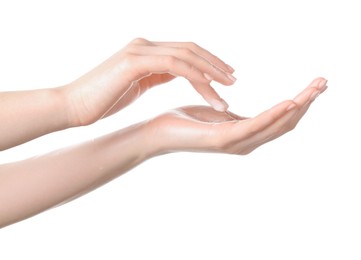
[0,38,327,228]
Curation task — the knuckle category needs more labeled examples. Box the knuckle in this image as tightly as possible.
[130,37,148,45]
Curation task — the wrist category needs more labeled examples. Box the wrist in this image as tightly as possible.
[136,120,164,159]
[141,117,173,157]
[57,83,90,128]
[52,86,74,129]
[91,121,159,177]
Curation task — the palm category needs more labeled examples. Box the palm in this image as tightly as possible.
[154,105,241,147]
[149,105,258,154]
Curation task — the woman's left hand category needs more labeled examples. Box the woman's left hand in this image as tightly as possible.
[144,77,327,155]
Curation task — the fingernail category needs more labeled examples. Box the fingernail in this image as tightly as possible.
[226,64,235,73]
[210,99,227,112]
[226,73,237,83]
[286,103,297,111]
[318,78,328,90]
[309,91,320,102]
[204,73,213,81]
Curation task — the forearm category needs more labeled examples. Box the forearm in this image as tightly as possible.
[0,87,71,150]
[0,121,152,228]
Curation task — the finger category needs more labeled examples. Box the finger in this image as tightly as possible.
[245,99,313,153]
[128,45,236,86]
[310,77,328,92]
[239,107,299,154]
[293,82,326,115]
[190,81,229,112]
[234,100,296,139]
[293,86,319,105]
[152,41,235,73]
[293,77,327,102]
[131,54,210,84]
[245,85,328,153]
[130,54,230,112]
[229,78,329,154]
[216,100,296,154]
[292,84,327,126]
[127,37,153,46]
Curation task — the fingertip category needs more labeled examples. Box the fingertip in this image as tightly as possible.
[226,64,235,73]
[314,76,326,82]
[309,77,327,90]
[222,99,229,111]
[317,78,328,90]
[209,98,228,112]
[226,73,237,83]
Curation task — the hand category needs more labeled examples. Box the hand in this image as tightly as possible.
[146,78,327,155]
[64,38,236,126]
[0,77,326,228]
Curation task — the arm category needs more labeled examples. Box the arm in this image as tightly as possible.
[0,88,70,150]
[0,121,151,228]
[0,77,327,228]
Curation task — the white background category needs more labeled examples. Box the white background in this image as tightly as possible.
[0,0,360,259]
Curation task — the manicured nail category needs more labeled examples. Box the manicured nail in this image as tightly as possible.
[309,91,320,102]
[204,73,213,81]
[226,73,237,83]
[226,64,235,73]
[210,99,227,112]
[318,79,328,90]
[286,103,297,111]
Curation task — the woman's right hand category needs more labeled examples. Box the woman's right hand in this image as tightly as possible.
[64,38,236,126]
